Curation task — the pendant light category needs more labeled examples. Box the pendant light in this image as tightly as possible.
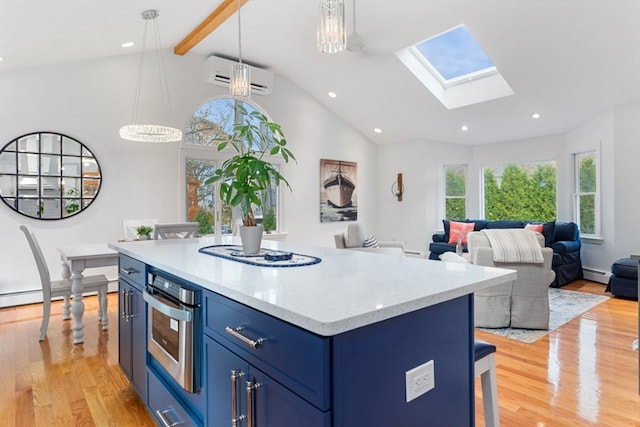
[317,0,346,54]
[119,10,182,143]
[229,0,251,100]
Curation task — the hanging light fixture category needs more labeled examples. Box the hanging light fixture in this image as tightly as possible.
[119,10,182,143]
[317,0,346,54]
[229,0,251,100]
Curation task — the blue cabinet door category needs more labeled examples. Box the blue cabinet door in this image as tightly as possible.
[250,365,331,427]
[205,335,330,427]
[130,283,147,401]
[205,334,247,426]
[118,281,133,379]
[118,279,147,402]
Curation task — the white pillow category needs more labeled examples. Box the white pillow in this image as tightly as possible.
[344,223,366,248]
[439,252,469,263]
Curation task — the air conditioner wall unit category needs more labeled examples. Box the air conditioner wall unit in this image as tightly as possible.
[204,55,274,96]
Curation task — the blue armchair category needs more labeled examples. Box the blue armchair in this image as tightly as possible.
[550,222,583,287]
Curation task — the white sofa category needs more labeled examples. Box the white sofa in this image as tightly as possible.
[467,230,555,329]
[334,223,405,256]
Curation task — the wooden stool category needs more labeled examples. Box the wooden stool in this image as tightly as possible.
[475,340,500,427]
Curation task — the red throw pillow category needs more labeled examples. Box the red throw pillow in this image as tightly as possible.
[525,223,544,233]
[448,221,475,245]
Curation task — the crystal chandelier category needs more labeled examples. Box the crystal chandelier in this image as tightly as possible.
[230,0,251,100]
[119,10,182,143]
[317,0,346,54]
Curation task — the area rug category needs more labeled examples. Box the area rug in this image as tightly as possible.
[477,288,609,343]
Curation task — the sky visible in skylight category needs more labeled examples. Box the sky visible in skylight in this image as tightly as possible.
[415,25,494,81]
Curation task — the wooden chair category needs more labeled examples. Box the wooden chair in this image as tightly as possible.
[19,225,109,341]
[475,340,500,427]
[153,222,199,240]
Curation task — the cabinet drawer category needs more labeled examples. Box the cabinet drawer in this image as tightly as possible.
[118,254,146,288]
[203,290,330,411]
[148,369,200,427]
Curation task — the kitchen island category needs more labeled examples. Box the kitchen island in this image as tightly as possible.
[110,237,515,427]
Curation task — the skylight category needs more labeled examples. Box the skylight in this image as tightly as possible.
[415,25,495,83]
[396,24,514,109]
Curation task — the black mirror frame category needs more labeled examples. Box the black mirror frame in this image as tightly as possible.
[0,131,103,220]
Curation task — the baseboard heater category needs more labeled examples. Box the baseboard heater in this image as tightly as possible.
[0,289,40,297]
[582,267,610,284]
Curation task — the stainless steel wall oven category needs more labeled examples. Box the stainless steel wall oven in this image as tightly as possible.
[144,271,201,393]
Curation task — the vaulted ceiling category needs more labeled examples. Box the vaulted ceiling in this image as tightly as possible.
[1,0,638,145]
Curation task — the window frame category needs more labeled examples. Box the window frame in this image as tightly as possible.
[443,164,468,220]
[573,149,601,239]
[480,160,557,222]
[179,97,285,236]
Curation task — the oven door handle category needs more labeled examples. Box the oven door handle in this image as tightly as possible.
[143,289,192,322]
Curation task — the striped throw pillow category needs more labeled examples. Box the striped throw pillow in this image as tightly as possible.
[362,235,379,248]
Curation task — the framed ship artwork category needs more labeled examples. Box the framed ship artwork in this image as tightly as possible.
[320,158,358,223]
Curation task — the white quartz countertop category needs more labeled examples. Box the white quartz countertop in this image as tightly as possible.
[109,237,516,337]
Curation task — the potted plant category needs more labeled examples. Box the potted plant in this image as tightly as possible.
[205,105,295,254]
[136,225,153,240]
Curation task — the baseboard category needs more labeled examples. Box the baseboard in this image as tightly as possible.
[0,281,118,309]
[582,268,610,285]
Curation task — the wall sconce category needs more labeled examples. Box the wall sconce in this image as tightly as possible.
[391,173,404,201]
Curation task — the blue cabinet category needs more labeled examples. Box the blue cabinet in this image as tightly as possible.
[203,288,474,427]
[118,254,147,401]
[205,335,331,426]
[117,254,476,426]
[148,367,200,427]
[203,290,331,411]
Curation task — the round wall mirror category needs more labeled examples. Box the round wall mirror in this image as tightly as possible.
[0,132,102,220]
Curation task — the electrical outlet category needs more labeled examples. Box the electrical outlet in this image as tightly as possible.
[405,360,435,402]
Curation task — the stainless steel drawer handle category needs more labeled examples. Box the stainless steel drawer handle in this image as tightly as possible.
[121,289,129,321]
[225,326,265,349]
[155,407,184,427]
[231,370,245,427]
[246,381,260,427]
[120,267,136,275]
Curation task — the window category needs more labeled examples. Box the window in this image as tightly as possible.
[182,98,282,235]
[574,151,599,236]
[415,25,495,84]
[483,161,556,221]
[395,24,513,109]
[444,165,467,219]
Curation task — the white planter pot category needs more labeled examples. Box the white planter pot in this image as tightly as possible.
[239,225,263,254]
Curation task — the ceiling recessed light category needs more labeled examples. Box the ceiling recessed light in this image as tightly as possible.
[0,57,4,61]
[374,128,382,134]
[121,42,135,48]
[328,91,337,98]
[531,112,541,119]
[461,125,469,131]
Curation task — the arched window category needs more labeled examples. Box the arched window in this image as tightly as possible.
[182,97,281,235]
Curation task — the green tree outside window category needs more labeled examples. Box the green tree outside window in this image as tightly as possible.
[484,161,557,222]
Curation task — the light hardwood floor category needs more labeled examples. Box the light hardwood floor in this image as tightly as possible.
[0,280,637,426]
[475,280,640,426]
[0,293,155,426]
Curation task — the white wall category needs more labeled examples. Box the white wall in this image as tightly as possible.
[1,50,637,307]
[377,140,471,254]
[377,102,640,278]
[0,52,378,307]
[258,75,379,248]
[565,109,614,276]
[612,102,640,263]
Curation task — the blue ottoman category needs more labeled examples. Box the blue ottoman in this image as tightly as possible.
[606,258,638,300]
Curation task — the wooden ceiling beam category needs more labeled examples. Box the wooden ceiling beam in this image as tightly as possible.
[174,0,249,56]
